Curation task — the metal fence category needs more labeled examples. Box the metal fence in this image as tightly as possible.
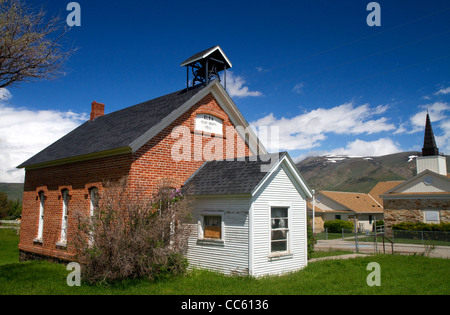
[388,230,450,246]
[0,220,21,235]
[0,220,21,225]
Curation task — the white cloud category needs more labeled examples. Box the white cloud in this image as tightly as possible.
[327,138,402,157]
[408,102,449,133]
[0,88,12,101]
[0,95,87,182]
[436,118,450,154]
[250,102,396,151]
[292,82,304,95]
[226,71,262,98]
[256,66,269,73]
[435,86,450,95]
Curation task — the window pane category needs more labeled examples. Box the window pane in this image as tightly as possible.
[271,218,288,229]
[204,216,221,227]
[204,216,221,239]
[272,230,287,241]
[271,240,287,252]
[204,226,221,239]
[425,210,439,222]
[271,208,287,218]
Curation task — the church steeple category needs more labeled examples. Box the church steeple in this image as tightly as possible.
[422,112,439,157]
[416,112,447,176]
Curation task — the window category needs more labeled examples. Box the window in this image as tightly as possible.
[202,215,222,240]
[37,191,45,241]
[424,210,440,223]
[89,187,99,217]
[59,190,69,244]
[335,215,341,220]
[271,207,289,253]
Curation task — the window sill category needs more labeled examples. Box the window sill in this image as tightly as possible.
[197,239,225,246]
[268,252,293,261]
[33,238,43,244]
[55,242,67,249]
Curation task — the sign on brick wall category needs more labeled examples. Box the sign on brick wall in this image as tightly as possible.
[195,114,223,135]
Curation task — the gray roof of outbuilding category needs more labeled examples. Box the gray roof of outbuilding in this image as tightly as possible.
[18,84,206,168]
[182,152,286,196]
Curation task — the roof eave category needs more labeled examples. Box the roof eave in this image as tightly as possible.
[17,146,132,170]
[180,46,233,69]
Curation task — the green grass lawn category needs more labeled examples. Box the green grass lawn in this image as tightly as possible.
[1,229,449,295]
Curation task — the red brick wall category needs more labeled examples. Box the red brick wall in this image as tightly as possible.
[19,154,131,261]
[129,93,252,192]
[19,92,252,261]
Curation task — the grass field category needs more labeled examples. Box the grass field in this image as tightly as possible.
[0,229,449,295]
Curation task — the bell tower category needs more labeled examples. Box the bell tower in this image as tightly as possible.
[416,112,447,176]
[180,46,232,90]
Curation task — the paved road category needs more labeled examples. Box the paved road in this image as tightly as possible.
[315,239,450,259]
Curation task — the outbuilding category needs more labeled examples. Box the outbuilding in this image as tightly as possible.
[183,152,312,276]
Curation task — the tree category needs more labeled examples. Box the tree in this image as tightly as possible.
[0,192,8,219]
[0,0,74,90]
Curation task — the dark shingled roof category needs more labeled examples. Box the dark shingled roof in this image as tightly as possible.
[182,152,285,196]
[18,84,206,168]
[180,45,232,70]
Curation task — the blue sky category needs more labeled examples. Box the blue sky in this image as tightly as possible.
[1,0,450,182]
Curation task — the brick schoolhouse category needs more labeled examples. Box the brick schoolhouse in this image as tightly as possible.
[17,47,312,276]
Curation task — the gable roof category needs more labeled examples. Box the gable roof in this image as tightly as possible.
[18,80,266,169]
[368,181,404,205]
[381,169,450,199]
[319,191,383,214]
[180,45,232,69]
[182,152,283,196]
[183,152,312,198]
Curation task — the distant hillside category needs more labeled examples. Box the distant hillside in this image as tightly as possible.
[296,151,450,193]
[0,183,24,202]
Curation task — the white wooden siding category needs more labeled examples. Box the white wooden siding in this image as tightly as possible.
[186,196,251,275]
[394,172,450,193]
[250,164,308,277]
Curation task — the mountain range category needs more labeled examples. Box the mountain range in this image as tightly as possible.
[295,151,450,193]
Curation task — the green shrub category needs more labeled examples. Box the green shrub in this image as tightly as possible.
[323,219,354,233]
[392,222,450,231]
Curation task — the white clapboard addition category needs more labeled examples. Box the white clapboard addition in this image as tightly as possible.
[186,153,312,277]
[250,163,309,277]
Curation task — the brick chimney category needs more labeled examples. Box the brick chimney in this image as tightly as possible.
[90,101,105,121]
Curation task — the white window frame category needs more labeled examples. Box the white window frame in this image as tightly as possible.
[89,187,99,217]
[270,206,291,256]
[198,212,224,244]
[88,187,99,247]
[59,190,69,245]
[36,192,45,241]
